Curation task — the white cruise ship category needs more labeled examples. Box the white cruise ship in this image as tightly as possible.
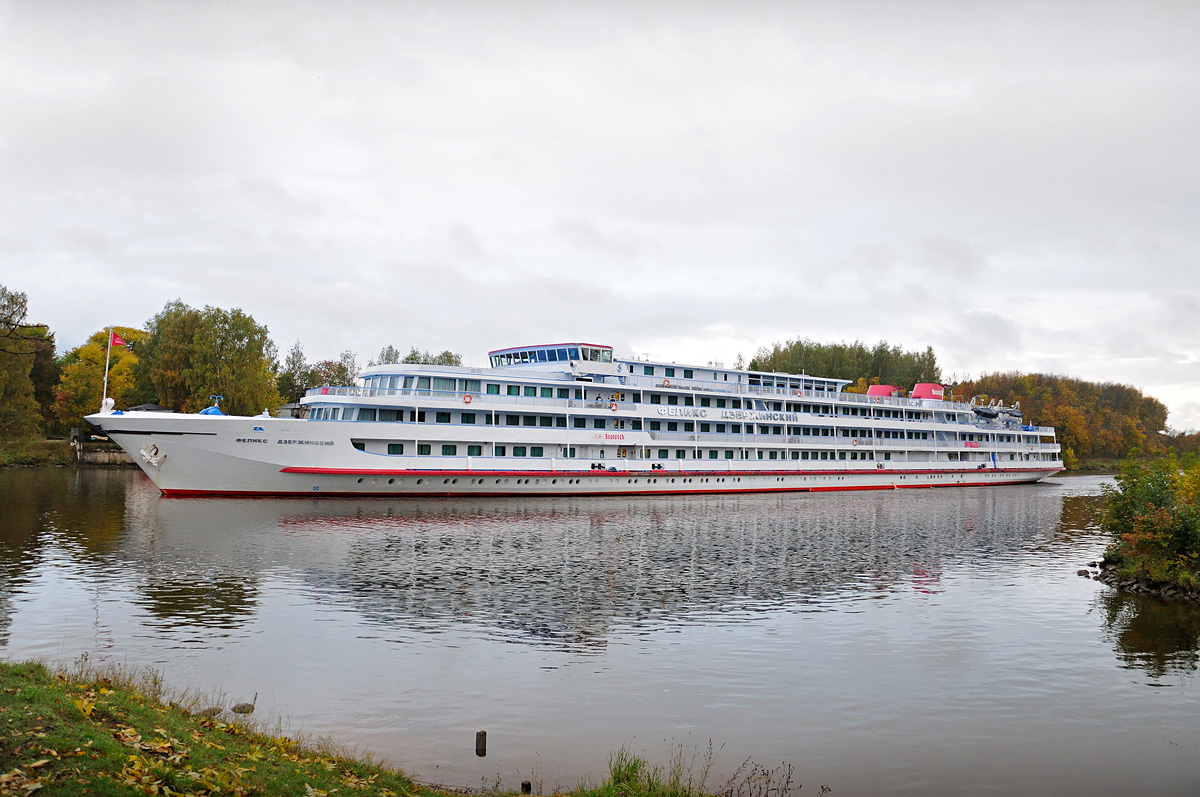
[87,341,1063,496]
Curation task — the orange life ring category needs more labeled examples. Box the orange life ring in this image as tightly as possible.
[610,402,618,411]
[796,390,802,397]
[852,439,859,446]
[662,379,670,388]
[463,394,473,404]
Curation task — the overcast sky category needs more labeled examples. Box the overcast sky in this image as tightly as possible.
[2,1,1197,428]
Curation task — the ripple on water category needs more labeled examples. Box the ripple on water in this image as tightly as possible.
[2,470,1199,795]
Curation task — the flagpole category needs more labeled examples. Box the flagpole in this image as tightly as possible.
[102,326,113,406]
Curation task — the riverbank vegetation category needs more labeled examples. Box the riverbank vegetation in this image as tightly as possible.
[1,659,797,797]
[1102,456,1200,591]
[0,658,446,796]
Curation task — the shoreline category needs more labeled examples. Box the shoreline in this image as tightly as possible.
[0,658,790,797]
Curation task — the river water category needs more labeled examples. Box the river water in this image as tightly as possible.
[2,469,1198,795]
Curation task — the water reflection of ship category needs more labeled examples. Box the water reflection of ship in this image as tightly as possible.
[118,477,1068,648]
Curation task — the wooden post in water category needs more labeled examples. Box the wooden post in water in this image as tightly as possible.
[475,730,487,757]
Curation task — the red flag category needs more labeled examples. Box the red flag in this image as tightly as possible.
[111,332,127,347]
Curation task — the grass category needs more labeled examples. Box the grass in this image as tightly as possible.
[0,439,73,468]
[0,658,444,796]
[573,745,821,797]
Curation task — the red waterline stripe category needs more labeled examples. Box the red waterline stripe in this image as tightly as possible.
[159,478,1048,499]
[279,466,1062,478]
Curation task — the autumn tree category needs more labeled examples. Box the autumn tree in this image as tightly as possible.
[954,372,1169,460]
[55,327,144,430]
[310,350,359,387]
[0,286,47,441]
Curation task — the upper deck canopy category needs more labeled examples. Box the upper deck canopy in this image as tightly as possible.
[488,343,612,368]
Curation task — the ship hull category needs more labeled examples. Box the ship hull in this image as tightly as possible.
[87,411,1061,498]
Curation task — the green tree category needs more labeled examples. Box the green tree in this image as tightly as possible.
[54,327,144,430]
[276,341,312,403]
[401,347,462,366]
[133,300,203,410]
[370,345,403,366]
[187,306,281,415]
[27,326,59,434]
[132,301,282,416]
[0,286,51,442]
[750,338,940,388]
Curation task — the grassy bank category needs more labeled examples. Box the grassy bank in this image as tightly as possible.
[0,439,73,468]
[1102,457,1200,591]
[2,660,789,797]
[0,659,458,796]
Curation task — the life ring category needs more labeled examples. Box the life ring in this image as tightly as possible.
[662,379,670,388]
[610,402,618,411]
[463,394,473,404]
[796,390,802,397]
[852,439,859,446]
[1028,445,1034,451]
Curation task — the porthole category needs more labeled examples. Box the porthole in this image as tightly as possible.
[496,479,502,484]
[452,478,458,484]
[416,478,423,484]
[388,478,395,484]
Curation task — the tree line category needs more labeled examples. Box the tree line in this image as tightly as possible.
[0,284,461,441]
[752,337,1192,462]
[2,283,1194,465]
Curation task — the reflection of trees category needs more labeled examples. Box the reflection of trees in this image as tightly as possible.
[136,577,259,630]
[0,468,131,644]
[1100,590,1200,677]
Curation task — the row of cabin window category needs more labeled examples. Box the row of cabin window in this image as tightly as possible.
[379,443,549,457]
[747,375,837,391]
[840,406,927,420]
[648,449,882,461]
[315,407,932,439]
[374,443,891,461]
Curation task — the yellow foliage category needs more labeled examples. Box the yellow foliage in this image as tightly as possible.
[55,327,143,428]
